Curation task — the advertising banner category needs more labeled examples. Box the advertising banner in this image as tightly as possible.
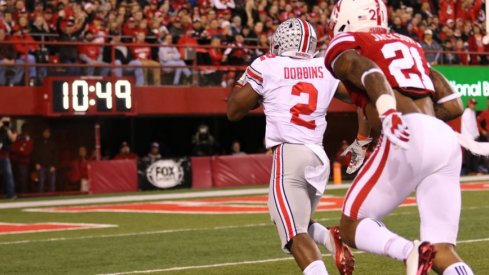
[139,157,192,190]
[434,66,489,111]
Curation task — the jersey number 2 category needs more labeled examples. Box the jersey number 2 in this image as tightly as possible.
[290,82,318,130]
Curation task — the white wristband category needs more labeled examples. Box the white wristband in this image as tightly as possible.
[436,93,460,104]
[375,94,397,115]
[360,68,383,87]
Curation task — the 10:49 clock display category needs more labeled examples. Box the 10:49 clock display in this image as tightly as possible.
[48,77,135,115]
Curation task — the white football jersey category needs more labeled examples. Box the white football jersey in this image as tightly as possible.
[246,54,340,148]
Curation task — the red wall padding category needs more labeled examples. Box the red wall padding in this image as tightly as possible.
[211,154,273,187]
[191,157,213,189]
[88,160,138,194]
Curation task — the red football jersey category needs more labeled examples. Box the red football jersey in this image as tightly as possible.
[324,32,435,107]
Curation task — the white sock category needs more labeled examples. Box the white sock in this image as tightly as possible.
[308,223,334,252]
[303,260,328,275]
[354,218,413,261]
[443,262,474,275]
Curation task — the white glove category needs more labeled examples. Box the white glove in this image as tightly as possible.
[380,109,410,149]
[341,138,373,174]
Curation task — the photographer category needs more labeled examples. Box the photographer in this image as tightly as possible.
[191,124,218,156]
[0,117,17,199]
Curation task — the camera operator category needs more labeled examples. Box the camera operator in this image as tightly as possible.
[0,117,17,199]
[191,124,218,156]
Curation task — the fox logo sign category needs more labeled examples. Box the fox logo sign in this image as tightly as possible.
[146,159,185,189]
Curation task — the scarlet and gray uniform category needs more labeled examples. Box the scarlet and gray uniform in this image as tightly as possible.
[325,32,462,245]
[246,54,339,251]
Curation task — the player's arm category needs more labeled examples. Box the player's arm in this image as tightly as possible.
[341,107,373,173]
[333,82,352,103]
[331,49,409,149]
[430,69,463,122]
[227,83,262,122]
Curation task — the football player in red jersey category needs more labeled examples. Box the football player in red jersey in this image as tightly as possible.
[323,1,474,275]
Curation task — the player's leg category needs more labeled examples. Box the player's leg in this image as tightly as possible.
[308,220,355,275]
[415,118,474,275]
[268,144,327,274]
[339,136,426,269]
[416,168,473,274]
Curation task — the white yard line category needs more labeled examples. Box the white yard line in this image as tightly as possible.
[99,237,489,275]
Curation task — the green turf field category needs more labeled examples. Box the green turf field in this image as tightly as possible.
[0,184,488,275]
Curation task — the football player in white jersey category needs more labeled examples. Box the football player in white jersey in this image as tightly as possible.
[323,0,474,275]
[228,18,355,275]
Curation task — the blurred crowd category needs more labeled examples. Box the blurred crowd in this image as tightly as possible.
[0,0,486,86]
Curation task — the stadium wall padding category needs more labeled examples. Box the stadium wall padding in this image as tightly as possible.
[191,157,214,189]
[88,160,138,194]
[192,154,273,188]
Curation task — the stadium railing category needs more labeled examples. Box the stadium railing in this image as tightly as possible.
[0,39,487,87]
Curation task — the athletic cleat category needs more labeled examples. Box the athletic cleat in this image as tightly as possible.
[329,226,355,275]
[405,240,436,275]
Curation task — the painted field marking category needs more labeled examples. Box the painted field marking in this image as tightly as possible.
[98,237,489,275]
[0,179,485,210]
[0,222,117,235]
[0,208,482,246]
[24,195,416,214]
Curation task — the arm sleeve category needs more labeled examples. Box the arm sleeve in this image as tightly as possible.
[245,58,265,95]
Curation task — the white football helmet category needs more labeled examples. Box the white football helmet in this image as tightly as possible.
[329,0,388,38]
[270,18,317,59]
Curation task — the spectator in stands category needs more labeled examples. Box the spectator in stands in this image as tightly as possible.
[10,25,39,85]
[122,16,137,39]
[140,142,162,166]
[10,123,33,194]
[461,98,481,175]
[32,127,58,193]
[0,117,17,199]
[226,34,250,65]
[159,33,192,85]
[230,140,245,155]
[0,28,17,86]
[168,16,185,40]
[468,24,488,65]
[442,39,460,64]
[205,36,227,85]
[390,15,408,35]
[69,146,90,191]
[191,124,218,156]
[79,30,109,76]
[113,141,138,160]
[176,28,199,65]
[56,11,88,76]
[230,15,242,36]
[453,38,470,65]
[130,31,160,85]
[102,30,144,85]
[421,29,443,64]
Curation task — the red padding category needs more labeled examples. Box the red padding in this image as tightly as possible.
[88,160,138,194]
[211,154,272,187]
[191,157,213,189]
